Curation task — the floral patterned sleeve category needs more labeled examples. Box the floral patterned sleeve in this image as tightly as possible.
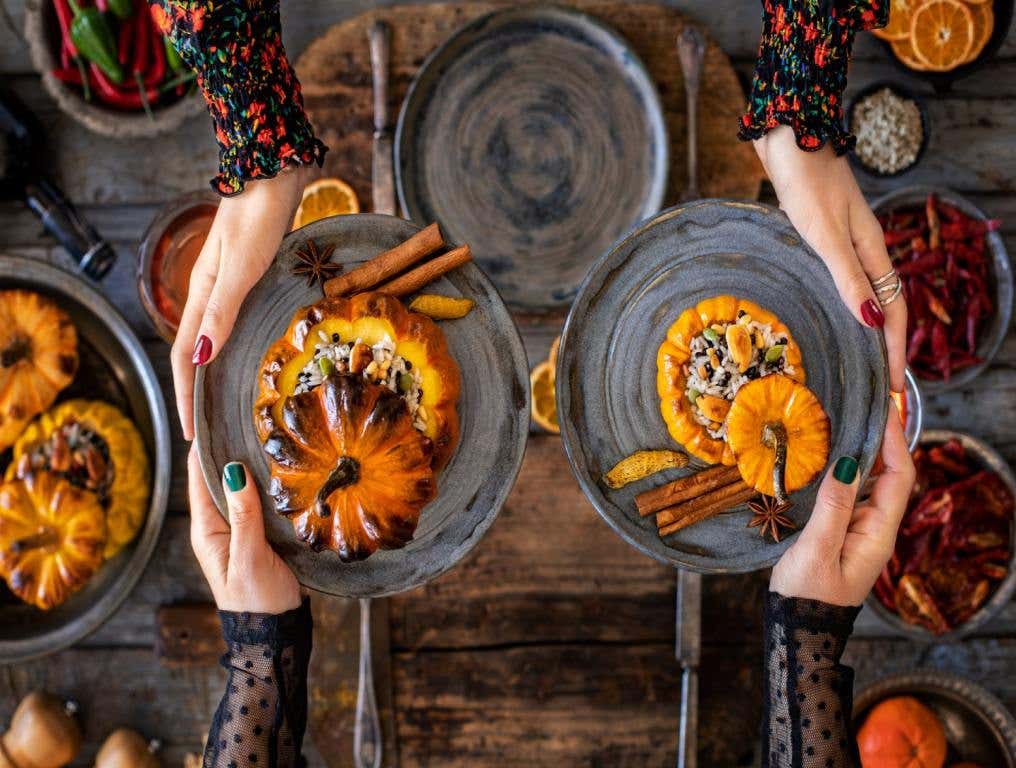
[739,0,889,154]
[150,0,327,196]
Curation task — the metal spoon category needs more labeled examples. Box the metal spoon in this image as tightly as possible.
[354,598,382,768]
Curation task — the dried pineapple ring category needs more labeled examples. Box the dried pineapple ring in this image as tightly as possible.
[603,450,689,490]
[408,294,475,320]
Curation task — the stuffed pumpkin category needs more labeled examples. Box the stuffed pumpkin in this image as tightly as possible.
[255,291,460,470]
[0,290,78,452]
[261,374,437,561]
[7,400,149,559]
[657,296,804,466]
[0,470,106,610]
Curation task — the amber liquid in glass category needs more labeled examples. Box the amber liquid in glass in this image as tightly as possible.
[150,204,216,330]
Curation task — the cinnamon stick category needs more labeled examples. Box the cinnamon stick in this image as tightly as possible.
[375,244,472,297]
[658,484,756,537]
[655,480,754,529]
[323,222,444,296]
[636,464,742,517]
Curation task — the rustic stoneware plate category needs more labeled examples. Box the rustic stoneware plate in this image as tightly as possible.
[855,671,1016,766]
[557,200,889,573]
[0,257,171,663]
[863,429,1016,642]
[395,5,668,311]
[195,215,529,598]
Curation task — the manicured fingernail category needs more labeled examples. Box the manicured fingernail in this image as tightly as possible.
[223,462,246,492]
[861,300,885,329]
[833,456,859,484]
[192,335,212,365]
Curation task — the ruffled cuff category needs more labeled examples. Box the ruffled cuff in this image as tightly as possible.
[738,0,888,154]
[765,592,861,652]
[151,0,327,196]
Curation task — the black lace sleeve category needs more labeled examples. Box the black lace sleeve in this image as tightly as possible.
[203,598,313,768]
[762,591,862,768]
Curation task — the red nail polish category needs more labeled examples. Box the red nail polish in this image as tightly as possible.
[861,300,885,329]
[192,335,212,365]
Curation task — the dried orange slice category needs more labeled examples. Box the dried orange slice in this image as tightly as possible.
[910,0,974,71]
[961,1,994,63]
[873,0,925,41]
[891,35,930,69]
[530,360,558,433]
[292,177,360,230]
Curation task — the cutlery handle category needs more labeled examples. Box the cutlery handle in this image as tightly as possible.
[368,21,391,133]
[676,26,706,201]
[354,598,382,768]
[677,667,698,768]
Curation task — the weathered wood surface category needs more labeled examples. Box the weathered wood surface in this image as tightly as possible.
[0,0,1014,766]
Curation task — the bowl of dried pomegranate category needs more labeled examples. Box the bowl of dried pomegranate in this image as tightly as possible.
[867,429,1016,642]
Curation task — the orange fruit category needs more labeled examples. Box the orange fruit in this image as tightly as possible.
[530,360,559,433]
[292,177,360,229]
[961,1,993,63]
[874,0,926,41]
[857,696,948,768]
[891,35,930,69]
[910,0,974,71]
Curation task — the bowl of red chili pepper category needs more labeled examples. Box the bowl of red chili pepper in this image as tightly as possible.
[868,430,1016,642]
[23,0,203,138]
[873,187,1012,391]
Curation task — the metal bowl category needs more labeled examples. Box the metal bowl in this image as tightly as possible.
[903,367,924,452]
[0,258,171,663]
[854,671,1016,766]
[864,429,1016,643]
[871,186,1013,392]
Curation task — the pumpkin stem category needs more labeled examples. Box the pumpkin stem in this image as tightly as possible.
[0,335,31,367]
[315,456,360,517]
[10,526,59,554]
[762,421,790,505]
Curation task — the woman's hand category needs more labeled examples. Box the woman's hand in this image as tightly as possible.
[187,448,301,614]
[753,126,907,393]
[770,403,916,607]
[172,168,310,440]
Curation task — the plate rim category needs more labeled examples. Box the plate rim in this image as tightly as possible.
[193,213,531,598]
[557,199,889,574]
[394,2,670,311]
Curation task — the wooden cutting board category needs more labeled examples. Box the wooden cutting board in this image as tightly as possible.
[295,1,765,216]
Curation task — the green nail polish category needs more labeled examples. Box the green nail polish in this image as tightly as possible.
[223,462,246,492]
[833,456,859,484]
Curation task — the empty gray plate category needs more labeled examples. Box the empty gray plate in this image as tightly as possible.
[395,5,668,311]
[194,215,529,598]
[557,201,889,573]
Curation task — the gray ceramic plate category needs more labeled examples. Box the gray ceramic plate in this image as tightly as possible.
[855,671,1016,766]
[0,258,170,663]
[194,215,529,598]
[557,201,889,573]
[395,5,668,311]
[864,429,1016,642]
[871,186,1013,392]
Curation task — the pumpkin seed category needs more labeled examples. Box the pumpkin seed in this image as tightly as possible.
[702,328,720,344]
[398,373,414,393]
[318,357,335,375]
[687,388,702,403]
[765,345,786,364]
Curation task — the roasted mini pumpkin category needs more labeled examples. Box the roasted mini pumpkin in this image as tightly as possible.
[255,292,460,470]
[0,470,106,610]
[262,374,437,561]
[0,291,78,452]
[657,296,804,466]
[726,374,830,499]
[8,400,150,559]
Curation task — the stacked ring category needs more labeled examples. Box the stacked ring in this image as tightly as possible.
[871,268,903,307]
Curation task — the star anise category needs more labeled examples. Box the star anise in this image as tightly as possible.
[292,239,342,287]
[747,494,795,543]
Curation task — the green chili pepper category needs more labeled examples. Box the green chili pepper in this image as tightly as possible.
[765,344,786,364]
[106,0,131,21]
[164,36,185,72]
[67,0,124,83]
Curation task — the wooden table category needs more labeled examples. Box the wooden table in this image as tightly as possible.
[1,1,1014,765]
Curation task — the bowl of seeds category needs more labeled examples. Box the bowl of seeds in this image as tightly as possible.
[847,82,930,178]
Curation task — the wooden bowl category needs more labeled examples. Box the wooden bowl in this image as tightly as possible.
[23,0,204,138]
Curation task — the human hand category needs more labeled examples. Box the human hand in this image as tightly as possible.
[769,404,916,607]
[187,448,301,614]
[172,167,310,440]
[753,126,907,392]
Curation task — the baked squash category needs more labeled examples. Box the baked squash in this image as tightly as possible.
[0,291,78,452]
[261,373,437,562]
[255,292,460,470]
[8,400,150,559]
[657,296,804,466]
[0,470,106,610]
[726,374,830,499]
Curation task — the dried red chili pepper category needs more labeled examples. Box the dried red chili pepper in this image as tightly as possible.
[52,0,79,58]
[926,195,941,250]
[51,66,84,84]
[143,9,166,87]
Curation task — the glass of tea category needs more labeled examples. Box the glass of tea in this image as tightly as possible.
[137,191,219,342]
